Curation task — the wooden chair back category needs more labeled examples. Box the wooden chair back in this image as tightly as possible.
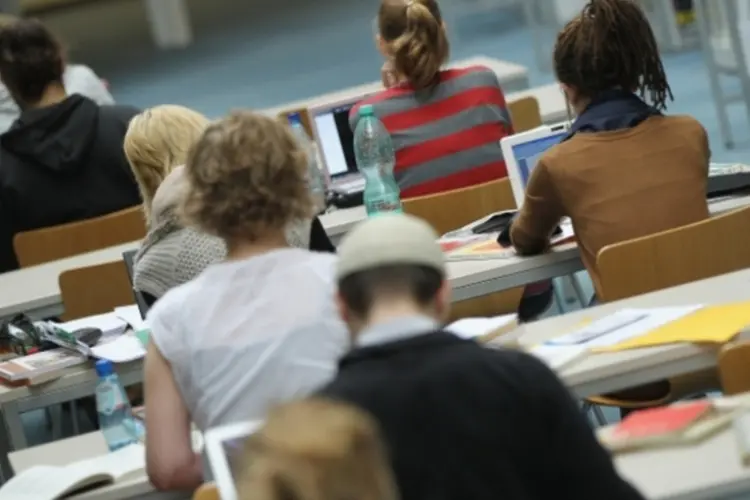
[14,206,145,268]
[277,107,314,139]
[508,96,542,133]
[403,178,523,319]
[58,260,134,321]
[596,206,750,302]
[719,341,750,395]
[193,483,220,500]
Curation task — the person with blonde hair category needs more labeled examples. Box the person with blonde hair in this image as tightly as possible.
[144,111,348,491]
[238,399,398,500]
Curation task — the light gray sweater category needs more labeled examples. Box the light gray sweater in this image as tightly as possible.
[133,166,311,300]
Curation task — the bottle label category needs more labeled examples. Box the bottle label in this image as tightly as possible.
[97,382,127,416]
[367,194,403,215]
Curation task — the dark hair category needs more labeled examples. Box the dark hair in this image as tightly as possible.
[378,0,449,90]
[338,264,443,318]
[0,19,64,105]
[553,0,673,110]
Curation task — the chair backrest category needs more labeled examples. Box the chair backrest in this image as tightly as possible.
[718,340,750,395]
[402,178,517,235]
[508,96,542,133]
[695,0,748,72]
[596,206,750,302]
[122,250,151,319]
[58,260,134,321]
[276,107,314,139]
[192,483,220,500]
[13,206,145,268]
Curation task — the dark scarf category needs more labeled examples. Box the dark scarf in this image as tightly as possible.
[565,89,661,140]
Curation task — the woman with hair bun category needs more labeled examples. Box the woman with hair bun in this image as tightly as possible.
[143,111,348,491]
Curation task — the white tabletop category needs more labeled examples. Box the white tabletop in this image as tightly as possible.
[263,55,530,117]
[9,431,186,499]
[612,423,750,500]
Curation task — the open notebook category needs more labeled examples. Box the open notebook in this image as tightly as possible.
[0,443,145,500]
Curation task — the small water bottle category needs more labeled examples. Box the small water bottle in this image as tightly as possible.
[95,360,140,451]
[353,105,402,216]
[288,113,327,213]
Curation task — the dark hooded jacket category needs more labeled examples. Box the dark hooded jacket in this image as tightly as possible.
[0,94,141,272]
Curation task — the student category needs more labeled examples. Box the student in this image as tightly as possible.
[509,0,710,298]
[354,0,513,198]
[144,111,348,491]
[0,19,141,273]
[319,214,644,500]
[125,107,337,306]
[238,399,398,500]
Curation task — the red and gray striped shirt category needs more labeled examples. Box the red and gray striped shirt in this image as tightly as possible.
[351,65,513,199]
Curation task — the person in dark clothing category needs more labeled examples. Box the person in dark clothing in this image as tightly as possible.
[0,19,141,273]
[319,214,644,500]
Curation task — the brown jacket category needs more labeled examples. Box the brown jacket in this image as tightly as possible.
[510,115,710,296]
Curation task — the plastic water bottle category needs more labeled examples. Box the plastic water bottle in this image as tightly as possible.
[95,360,140,451]
[288,113,327,213]
[353,105,402,216]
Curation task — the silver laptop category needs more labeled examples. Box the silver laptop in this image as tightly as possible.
[309,95,372,194]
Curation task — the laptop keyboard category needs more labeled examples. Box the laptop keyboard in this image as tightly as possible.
[334,176,366,193]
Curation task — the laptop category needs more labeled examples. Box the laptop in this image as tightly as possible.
[500,123,569,208]
[309,95,371,194]
[205,420,263,500]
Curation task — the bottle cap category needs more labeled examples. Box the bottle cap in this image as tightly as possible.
[359,105,375,117]
[95,359,114,377]
[287,112,303,126]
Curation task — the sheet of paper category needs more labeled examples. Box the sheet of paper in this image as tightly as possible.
[447,314,517,339]
[529,344,587,371]
[0,465,90,499]
[91,335,147,363]
[58,313,128,338]
[114,305,148,331]
[548,306,703,348]
[75,443,145,480]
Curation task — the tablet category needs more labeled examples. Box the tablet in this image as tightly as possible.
[204,420,263,500]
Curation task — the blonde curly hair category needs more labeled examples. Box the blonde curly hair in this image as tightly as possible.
[124,105,209,219]
[179,110,314,242]
[238,399,398,500]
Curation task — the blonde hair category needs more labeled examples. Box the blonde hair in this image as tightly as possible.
[123,105,209,219]
[378,0,449,90]
[238,399,398,500]
[179,110,313,243]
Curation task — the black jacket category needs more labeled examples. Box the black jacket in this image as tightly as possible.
[320,331,645,500]
[0,95,141,272]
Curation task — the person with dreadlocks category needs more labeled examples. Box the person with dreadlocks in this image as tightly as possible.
[509,0,710,298]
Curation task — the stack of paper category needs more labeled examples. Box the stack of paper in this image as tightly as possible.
[91,336,147,363]
[447,314,518,343]
[57,313,128,338]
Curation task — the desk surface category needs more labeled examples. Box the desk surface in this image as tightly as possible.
[9,431,185,500]
[613,424,750,500]
[264,55,531,116]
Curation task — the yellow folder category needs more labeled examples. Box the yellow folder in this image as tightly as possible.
[595,301,750,352]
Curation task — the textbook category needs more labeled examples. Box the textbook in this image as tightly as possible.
[0,443,144,500]
[599,401,732,453]
[0,348,87,383]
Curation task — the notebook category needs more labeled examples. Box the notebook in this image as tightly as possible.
[599,401,732,453]
[0,443,144,500]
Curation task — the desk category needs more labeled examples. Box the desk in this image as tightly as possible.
[612,424,750,500]
[263,55,531,116]
[9,431,186,499]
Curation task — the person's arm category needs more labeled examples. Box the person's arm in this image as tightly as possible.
[525,355,645,499]
[308,216,335,253]
[144,342,202,491]
[509,158,564,255]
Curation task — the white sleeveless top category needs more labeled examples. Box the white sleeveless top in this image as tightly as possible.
[147,248,349,431]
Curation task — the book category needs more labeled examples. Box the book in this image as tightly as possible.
[0,348,87,383]
[0,443,145,500]
[446,314,518,343]
[599,401,732,453]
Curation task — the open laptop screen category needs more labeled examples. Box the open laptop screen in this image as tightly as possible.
[313,103,357,178]
[511,132,567,186]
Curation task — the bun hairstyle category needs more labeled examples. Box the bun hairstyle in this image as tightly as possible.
[0,19,64,105]
[124,105,209,219]
[378,0,449,90]
[553,0,672,110]
[238,399,398,500]
[179,111,314,243]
